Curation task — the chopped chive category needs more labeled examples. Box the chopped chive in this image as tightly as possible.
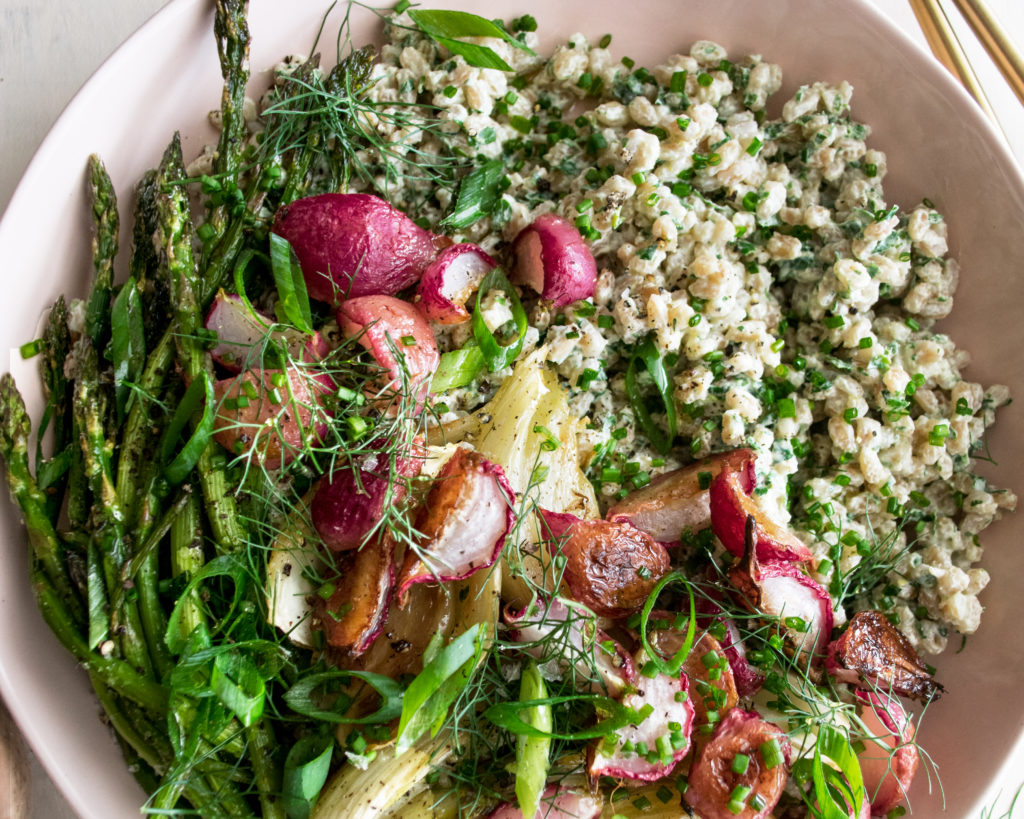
[18,339,42,359]
[731,753,750,775]
[346,416,369,440]
[760,737,783,768]
[777,397,796,419]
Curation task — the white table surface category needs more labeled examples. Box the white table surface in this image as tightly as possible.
[1,0,1022,817]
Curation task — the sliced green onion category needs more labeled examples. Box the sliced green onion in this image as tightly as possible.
[396,625,485,754]
[161,371,216,485]
[431,344,486,393]
[514,662,552,818]
[18,339,42,359]
[761,737,784,769]
[625,334,678,455]
[443,158,504,229]
[269,232,314,334]
[472,268,528,372]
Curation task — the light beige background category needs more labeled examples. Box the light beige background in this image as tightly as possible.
[0,0,1021,816]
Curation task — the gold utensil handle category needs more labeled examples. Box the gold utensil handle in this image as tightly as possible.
[950,0,1024,106]
[909,0,999,120]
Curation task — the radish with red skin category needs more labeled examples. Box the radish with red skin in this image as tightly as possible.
[271,193,442,303]
[649,627,739,731]
[487,785,601,819]
[710,462,813,563]
[205,290,328,372]
[505,597,635,697]
[510,213,597,307]
[728,517,833,662]
[826,610,943,702]
[758,561,834,659]
[312,533,395,656]
[539,510,670,619]
[212,366,333,468]
[606,448,756,543]
[396,447,514,601]
[684,709,791,819]
[856,691,919,815]
[695,599,765,697]
[338,294,439,405]
[587,663,695,784]
[416,243,497,324]
[311,443,424,551]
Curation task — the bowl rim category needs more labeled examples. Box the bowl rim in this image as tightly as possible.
[2,0,1023,815]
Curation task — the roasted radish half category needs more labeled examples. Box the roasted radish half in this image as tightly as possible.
[588,658,695,783]
[710,462,812,563]
[695,600,766,697]
[505,597,635,696]
[607,449,755,544]
[271,193,440,303]
[826,610,942,702]
[510,213,597,308]
[416,243,497,324]
[650,628,739,733]
[338,294,439,406]
[212,366,332,468]
[541,512,670,619]
[312,534,395,657]
[684,709,791,819]
[396,447,514,600]
[205,290,327,372]
[311,443,424,551]
[856,691,919,815]
[729,517,833,662]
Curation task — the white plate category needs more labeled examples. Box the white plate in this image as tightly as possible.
[1,0,1022,816]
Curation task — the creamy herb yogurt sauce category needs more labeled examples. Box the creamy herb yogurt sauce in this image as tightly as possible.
[339,13,1015,655]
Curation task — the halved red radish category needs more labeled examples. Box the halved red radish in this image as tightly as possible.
[396,447,514,600]
[311,442,424,551]
[416,243,497,324]
[540,511,670,619]
[650,628,739,733]
[212,366,333,468]
[710,463,812,563]
[684,709,791,819]
[856,691,918,816]
[204,290,327,372]
[510,213,597,308]
[312,534,395,656]
[505,597,635,697]
[487,785,601,819]
[826,610,942,702]
[271,193,441,303]
[338,294,439,406]
[607,449,755,544]
[696,604,765,698]
[729,518,833,661]
[587,660,695,783]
